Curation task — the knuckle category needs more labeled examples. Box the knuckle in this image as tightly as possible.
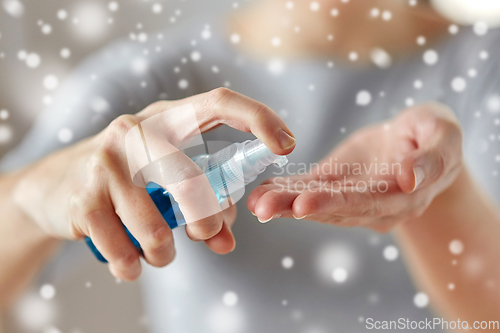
[175,163,202,180]
[169,166,204,198]
[72,199,110,238]
[139,100,170,118]
[145,100,168,112]
[202,87,234,116]
[80,205,106,231]
[189,214,223,240]
[105,115,138,147]
[252,103,271,122]
[196,223,222,240]
[69,192,90,219]
[204,217,223,235]
[146,225,173,251]
[209,87,233,105]
[115,251,139,269]
[111,114,138,133]
[87,149,115,178]
[68,192,84,215]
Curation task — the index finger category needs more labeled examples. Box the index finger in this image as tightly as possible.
[139,88,296,156]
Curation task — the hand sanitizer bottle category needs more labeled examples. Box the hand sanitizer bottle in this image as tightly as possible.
[85,139,288,262]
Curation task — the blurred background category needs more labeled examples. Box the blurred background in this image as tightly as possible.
[3,0,500,158]
[0,0,236,157]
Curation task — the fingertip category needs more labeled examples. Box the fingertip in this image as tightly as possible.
[246,194,257,214]
[292,190,325,219]
[205,223,236,254]
[246,184,278,214]
[109,260,142,282]
[277,129,296,152]
[259,128,296,156]
[255,184,301,221]
[185,212,224,241]
[254,192,281,223]
[291,195,310,220]
[145,242,176,268]
[397,172,416,194]
[246,189,262,213]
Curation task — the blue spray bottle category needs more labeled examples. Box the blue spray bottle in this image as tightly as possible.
[85,139,288,262]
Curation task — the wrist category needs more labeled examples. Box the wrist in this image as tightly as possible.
[8,170,58,244]
[398,165,479,233]
[423,167,469,213]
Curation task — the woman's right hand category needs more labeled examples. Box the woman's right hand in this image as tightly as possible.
[12,88,295,281]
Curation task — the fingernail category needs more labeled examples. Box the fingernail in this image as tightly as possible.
[412,166,425,192]
[258,214,280,223]
[278,130,296,150]
[293,214,309,220]
[251,211,256,216]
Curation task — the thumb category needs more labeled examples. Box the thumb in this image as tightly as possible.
[397,149,444,194]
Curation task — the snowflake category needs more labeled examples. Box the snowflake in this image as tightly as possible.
[108,1,118,12]
[349,51,358,61]
[43,75,59,91]
[356,90,372,106]
[222,291,238,307]
[383,245,399,261]
[473,21,488,36]
[60,48,71,58]
[281,256,294,269]
[310,1,320,12]
[414,292,429,308]
[39,284,56,300]
[370,48,391,68]
[451,77,467,93]
[423,49,438,65]
[58,128,73,143]
[448,24,459,34]
[26,53,41,68]
[449,239,464,255]
[332,267,348,283]
[230,33,241,44]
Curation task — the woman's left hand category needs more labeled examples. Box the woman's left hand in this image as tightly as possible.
[247,103,463,232]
